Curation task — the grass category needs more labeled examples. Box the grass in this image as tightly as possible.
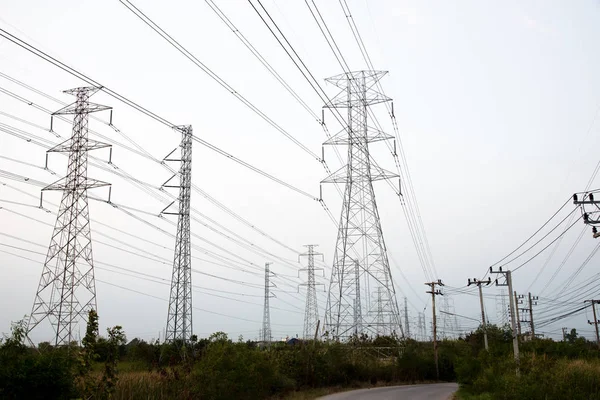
[277,386,350,400]
[453,388,493,400]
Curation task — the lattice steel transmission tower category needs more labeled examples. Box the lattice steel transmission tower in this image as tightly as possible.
[417,312,426,341]
[27,87,112,345]
[163,125,194,343]
[261,262,275,347]
[299,245,324,340]
[404,297,410,339]
[322,70,403,340]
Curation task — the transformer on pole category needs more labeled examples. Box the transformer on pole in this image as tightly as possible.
[322,70,403,340]
[27,86,112,346]
[163,125,194,343]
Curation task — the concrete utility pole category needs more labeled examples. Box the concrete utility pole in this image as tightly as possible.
[585,300,600,347]
[490,268,519,367]
[514,292,522,339]
[467,278,492,351]
[425,280,444,380]
[528,293,538,339]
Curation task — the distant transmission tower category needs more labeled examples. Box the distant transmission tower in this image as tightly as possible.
[261,262,275,347]
[496,293,509,326]
[404,297,410,339]
[323,70,403,340]
[353,260,362,335]
[27,87,112,345]
[299,245,324,340]
[163,125,193,342]
[417,312,425,341]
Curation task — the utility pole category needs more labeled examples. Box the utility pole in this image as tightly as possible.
[404,297,410,339]
[527,293,538,339]
[562,327,568,342]
[27,87,112,346]
[163,125,194,343]
[299,245,324,340]
[490,268,519,366]
[514,292,522,339]
[585,300,600,347]
[467,277,492,351]
[323,71,403,340]
[425,279,444,380]
[262,263,275,349]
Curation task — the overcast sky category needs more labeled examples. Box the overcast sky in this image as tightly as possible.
[1,0,600,343]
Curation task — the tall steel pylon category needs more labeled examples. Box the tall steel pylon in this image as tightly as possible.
[353,260,362,335]
[163,125,193,342]
[417,312,426,341]
[404,297,410,339]
[299,245,324,339]
[27,87,112,345]
[322,70,403,340]
[261,262,275,347]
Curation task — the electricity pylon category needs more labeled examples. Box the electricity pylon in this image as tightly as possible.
[162,125,193,343]
[417,312,426,341]
[261,262,275,348]
[299,245,324,340]
[404,297,410,339]
[322,70,403,340]
[27,86,112,346]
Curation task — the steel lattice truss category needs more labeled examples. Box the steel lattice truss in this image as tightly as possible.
[164,125,194,342]
[261,262,274,346]
[323,71,403,340]
[27,86,112,346]
[300,245,324,339]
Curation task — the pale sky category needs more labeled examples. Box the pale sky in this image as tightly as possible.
[1,0,600,343]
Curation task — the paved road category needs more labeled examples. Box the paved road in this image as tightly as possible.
[318,383,458,400]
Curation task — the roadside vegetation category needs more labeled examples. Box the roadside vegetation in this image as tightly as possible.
[0,312,598,399]
[455,325,600,400]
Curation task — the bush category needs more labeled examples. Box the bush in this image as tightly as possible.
[191,334,290,399]
[0,321,77,399]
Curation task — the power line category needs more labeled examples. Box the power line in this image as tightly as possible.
[117,0,321,163]
[0,28,320,201]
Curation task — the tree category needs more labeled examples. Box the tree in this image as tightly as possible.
[78,309,100,397]
[99,326,126,398]
[565,328,579,344]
